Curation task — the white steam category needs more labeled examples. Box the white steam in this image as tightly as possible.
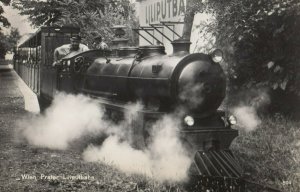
[19,93,192,182]
[232,106,261,132]
[179,82,204,108]
[231,90,270,132]
[147,115,192,181]
[83,115,192,182]
[19,93,108,150]
[83,136,152,175]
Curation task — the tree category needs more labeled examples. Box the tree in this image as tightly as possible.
[0,0,16,59]
[0,28,21,58]
[181,0,205,40]
[12,0,62,27]
[12,0,138,46]
[0,37,6,58]
[0,0,11,29]
[5,27,21,51]
[56,0,138,46]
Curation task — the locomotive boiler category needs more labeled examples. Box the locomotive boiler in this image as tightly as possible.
[83,42,226,115]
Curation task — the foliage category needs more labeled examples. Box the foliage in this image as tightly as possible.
[6,27,21,50]
[0,39,6,58]
[12,0,63,27]
[0,28,21,58]
[231,115,300,191]
[181,0,205,40]
[0,0,11,29]
[55,0,138,46]
[12,0,139,46]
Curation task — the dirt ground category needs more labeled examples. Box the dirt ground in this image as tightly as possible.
[0,68,141,192]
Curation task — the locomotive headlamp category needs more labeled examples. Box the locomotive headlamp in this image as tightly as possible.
[184,116,195,126]
[228,115,237,125]
[67,60,71,66]
[211,49,223,63]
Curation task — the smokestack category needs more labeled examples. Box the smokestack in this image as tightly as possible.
[171,39,191,54]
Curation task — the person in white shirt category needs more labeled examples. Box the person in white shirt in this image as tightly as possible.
[53,35,89,66]
[93,35,109,50]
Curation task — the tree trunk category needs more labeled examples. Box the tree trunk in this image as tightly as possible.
[181,0,202,40]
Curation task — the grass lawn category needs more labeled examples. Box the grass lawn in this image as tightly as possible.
[231,115,300,192]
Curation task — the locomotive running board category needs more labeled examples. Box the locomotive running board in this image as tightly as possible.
[193,150,243,178]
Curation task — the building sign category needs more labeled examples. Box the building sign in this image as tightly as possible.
[141,0,186,25]
[137,0,187,54]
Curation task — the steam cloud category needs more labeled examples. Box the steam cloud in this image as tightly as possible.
[179,82,204,108]
[232,106,261,132]
[231,89,270,132]
[19,93,109,149]
[19,93,192,182]
[83,115,191,182]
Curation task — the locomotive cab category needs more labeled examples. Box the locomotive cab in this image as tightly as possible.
[56,49,110,93]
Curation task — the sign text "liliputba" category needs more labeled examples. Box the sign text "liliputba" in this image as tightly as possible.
[145,0,186,24]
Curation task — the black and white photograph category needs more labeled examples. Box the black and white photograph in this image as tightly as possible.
[0,0,299,191]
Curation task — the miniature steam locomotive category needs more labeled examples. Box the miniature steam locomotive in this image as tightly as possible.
[14,26,245,191]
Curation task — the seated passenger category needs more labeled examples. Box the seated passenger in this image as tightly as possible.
[93,35,109,50]
[53,35,89,66]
